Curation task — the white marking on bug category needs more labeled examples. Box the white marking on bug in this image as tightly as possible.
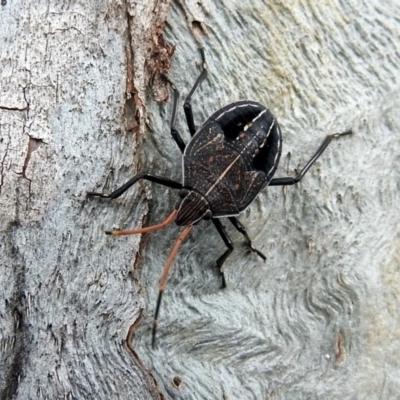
[193,133,223,155]
[266,125,282,179]
[215,103,259,120]
[244,109,266,131]
[242,171,260,203]
[205,119,276,196]
[265,119,275,139]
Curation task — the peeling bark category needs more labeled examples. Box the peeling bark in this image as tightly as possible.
[125,0,174,140]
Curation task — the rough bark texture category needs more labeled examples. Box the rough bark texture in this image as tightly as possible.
[1,0,400,399]
[0,1,170,398]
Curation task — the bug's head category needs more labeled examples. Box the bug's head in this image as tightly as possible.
[175,189,212,226]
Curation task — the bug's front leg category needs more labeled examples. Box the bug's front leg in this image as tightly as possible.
[268,130,352,186]
[87,173,182,199]
[163,76,187,153]
[184,48,208,136]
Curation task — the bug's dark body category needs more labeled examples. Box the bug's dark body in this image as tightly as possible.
[87,51,351,348]
[183,101,282,219]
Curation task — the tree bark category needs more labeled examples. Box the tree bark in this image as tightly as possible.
[1,0,400,399]
[0,0,171,398]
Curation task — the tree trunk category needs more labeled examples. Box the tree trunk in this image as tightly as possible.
[1,0,171,398]
[1,0,400,399]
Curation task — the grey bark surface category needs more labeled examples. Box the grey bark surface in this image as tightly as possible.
[1,0,400,399]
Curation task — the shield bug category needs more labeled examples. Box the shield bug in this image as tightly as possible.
[88,50,351,347]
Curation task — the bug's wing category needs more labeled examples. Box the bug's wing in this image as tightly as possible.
[183,147,266,216]
[205,156,266,216]
[184,101,282,216]
[183,150,242,216]
[209,101,282,184]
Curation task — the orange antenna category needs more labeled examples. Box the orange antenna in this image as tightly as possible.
[106,210,178,236]
[152,225,193,348]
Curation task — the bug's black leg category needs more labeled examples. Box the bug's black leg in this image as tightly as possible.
[184,49,208,136]
[87,173,182,199]
[212,219,233,289]
[269,130,352,186]
[228,217,266,261]
[167,79,186,153]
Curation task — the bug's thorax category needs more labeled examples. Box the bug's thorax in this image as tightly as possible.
[175,189,212,226]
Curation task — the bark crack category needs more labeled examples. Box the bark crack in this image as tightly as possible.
[122,3,175,397]
[16,136,44,207]
[0,105,28,112]
[22,137,44,180]
[1,226,30,400]
[120,3,176,397]
[0,86,29,113]
[0,134,10,195]
[22,85,30,123]
[125,311,165,400]
[124,8,142,140]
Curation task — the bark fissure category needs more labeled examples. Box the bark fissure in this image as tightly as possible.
[124,5,142,140]
[0,135,10,195]
[1,232,30,400]
[121,2,175,398]
[21,137,44,180]
[0,106,28,112]
[125,311,165,400]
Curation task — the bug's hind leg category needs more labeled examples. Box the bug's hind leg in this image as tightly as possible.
[152,225,193,348]
[87,173,182,199]
[212,219,234,289]
[228,217,266,261]
[184,49,208,136]
[269,130,352,186]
